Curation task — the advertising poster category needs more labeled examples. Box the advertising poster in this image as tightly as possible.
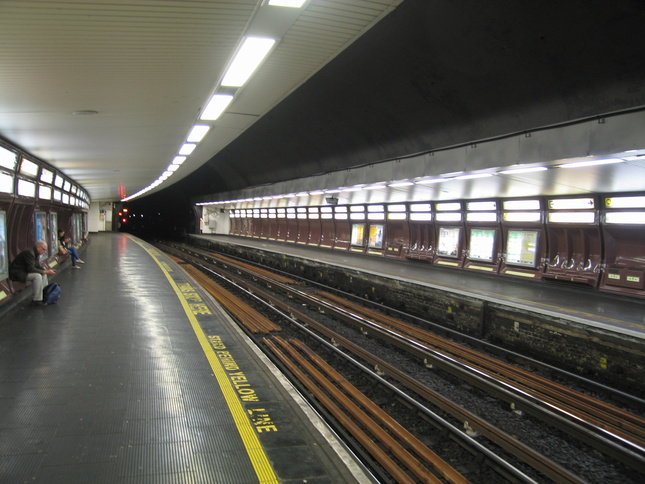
[469,229,495,262]
[506,230,538,267]
[437,227,460,257]
[0,211,6,276]
[368,224,384,248]
[49,213,58,256]
[35,212,47,246]
[351,223,365,246]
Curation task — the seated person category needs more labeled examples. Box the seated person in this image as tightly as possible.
[58,230,84,269]
[9,240,56,306]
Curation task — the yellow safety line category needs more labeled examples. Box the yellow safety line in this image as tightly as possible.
[129,236,278,483]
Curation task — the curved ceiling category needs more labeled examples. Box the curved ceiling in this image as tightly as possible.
[180,0,645,198]
[1,0,644,204]
[0,0,402,201]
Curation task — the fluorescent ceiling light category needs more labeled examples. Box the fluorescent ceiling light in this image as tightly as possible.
[187,125,210,142]
[503,199,540,210]
[503,212,542,222]
[201,94,233,120]
[436,202,461,211]
[548,212,596,224]
[436,212,462,222]
[548,198,595,210]
[467,201,497,211]
[172,156,186,165]
[387,204,406,212]
[221,37,276,87]
[467,212,497,222]
[364,184,386,190]
[168,164,179,172]
[500,166,548,174]
[179,143,196,155]
[560,158,624,168]
[389,181,414,187]
[268,0,306,7]
[410,203,431,212]
[416,177,444,184]
[453,173,493,180]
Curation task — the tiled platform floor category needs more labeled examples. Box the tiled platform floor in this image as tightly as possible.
[0,232,367,484]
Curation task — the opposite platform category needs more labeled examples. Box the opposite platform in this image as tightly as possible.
[0,232,368,484]
[191,234,645,339]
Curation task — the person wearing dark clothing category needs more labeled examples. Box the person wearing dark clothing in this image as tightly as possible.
[58,230,84,268]
[9,240,56,305]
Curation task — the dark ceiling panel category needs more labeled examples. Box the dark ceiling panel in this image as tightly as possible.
[178,0,645,196]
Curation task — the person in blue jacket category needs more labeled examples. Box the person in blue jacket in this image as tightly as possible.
[9,240,56,306]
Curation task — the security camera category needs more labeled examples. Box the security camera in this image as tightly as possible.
[325,196,339,205]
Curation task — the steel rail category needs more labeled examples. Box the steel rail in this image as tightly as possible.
[264,336,430,484]
[289,337,470,484]
[269,291,583,484]
[161,244,643,477]
[316,291,645,444]
[194,242,645,412]
[163,246,540,481]
[175,249,575,482]
[182,263,281,333]
[169,243,297,285]
[287,287,645,474]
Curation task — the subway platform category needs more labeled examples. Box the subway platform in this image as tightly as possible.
[191,234,645,339]
[0,232,369,484]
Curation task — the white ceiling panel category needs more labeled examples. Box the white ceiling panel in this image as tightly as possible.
[0,0,403,201]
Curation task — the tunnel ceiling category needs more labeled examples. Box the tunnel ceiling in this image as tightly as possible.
[0,0,404,201]
[175,0,645,198]
[1,0,644,204]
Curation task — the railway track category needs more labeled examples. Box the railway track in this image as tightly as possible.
[159,241,645,483]
[315,289,645,441]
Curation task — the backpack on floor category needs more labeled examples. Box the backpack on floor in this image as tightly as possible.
[43,282,61,305]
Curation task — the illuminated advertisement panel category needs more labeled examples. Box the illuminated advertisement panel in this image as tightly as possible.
[506,230,538,267]
[469,229,495,262]
[436,227,460,257]
[48,213,58,257]
[368,224,384,249]
[35,212,47,246]
[351,223,365,246]
[0,211,7,277]
[73,213,83,243]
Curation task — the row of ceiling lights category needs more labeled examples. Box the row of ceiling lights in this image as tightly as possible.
[196,156,631,206]
[122,0,307,202]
